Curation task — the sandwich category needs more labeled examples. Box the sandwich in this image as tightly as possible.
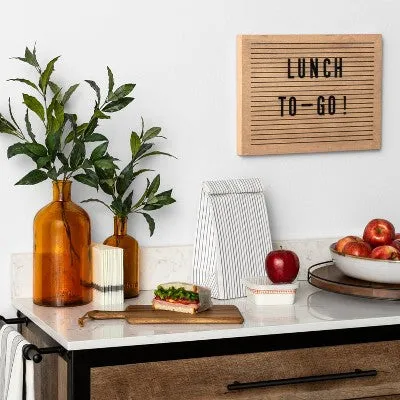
[152,282,212,314]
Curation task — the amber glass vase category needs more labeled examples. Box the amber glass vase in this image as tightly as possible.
[33,180,92,306]
[104,216,139,298]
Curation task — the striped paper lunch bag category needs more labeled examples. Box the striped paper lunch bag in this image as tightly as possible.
[192,178,273,299]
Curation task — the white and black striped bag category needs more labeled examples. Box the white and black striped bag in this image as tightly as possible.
[192,178,273,299]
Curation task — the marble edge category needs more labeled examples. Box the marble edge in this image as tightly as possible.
[12,300,70,349]
[12,296,400,351]
[61,316,400,351]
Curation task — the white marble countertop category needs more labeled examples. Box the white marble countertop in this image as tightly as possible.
[12,281,400,351]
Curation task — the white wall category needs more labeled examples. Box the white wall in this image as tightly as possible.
[0,0,398,315]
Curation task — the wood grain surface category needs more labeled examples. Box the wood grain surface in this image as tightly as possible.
[237,34,382,155]
[80,305,244,325]
[91,340,400,400]
[309,263,400,300]
[124,305,244,324]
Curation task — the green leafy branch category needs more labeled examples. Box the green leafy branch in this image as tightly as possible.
[0,45,135,186]
[82,118,176,236]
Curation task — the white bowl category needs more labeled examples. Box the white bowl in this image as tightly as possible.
[243,276,299,305]
[330,243,400,284]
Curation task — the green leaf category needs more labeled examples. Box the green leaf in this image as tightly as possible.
[90,142,108,161]
[25,143,47,157]
[85,80,101,104]
[94,158,117,170]
[70,141,85,169]
[123,190,133,213]
[130,132,141,156]
[138,150,176,160]
[133,143,153,161]
[84,133,108,142]
[93,109,110,120]
[146,194,176,206]
[141,212,155,236]
[82,159,92,169]
[111,197,123,214]
[8,78,39,91]
[45,130,61,161]
[81,198,112,212]
[8,99,22,134]
[23,94,45,122]
[48,81,62,97]
[116,172,132,197]
[36,156,50,169]
[24,109,35,142]
[133,168,153,179]
[107,83,135,102]
[99,178,115,195]
[7,143,33,159]
[65,121,86,143]
[146,174,160,199]
[65,130,75,144]
[57,152,68,166]
[143,127,162,142]
[54,100,64,127]
[24,46,40,69]
[62,83,79,105]
[103,97,134,113]
[83,117,98,137]
[12,47,40,69]
[47,167,58,180]
[39,56,60,94]
[15,169,47,185]
[74,173,98,189]
[107,67,114,99]
[142,204,164,211]
[0,114,19,136]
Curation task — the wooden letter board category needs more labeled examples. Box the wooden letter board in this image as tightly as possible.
[237,34,382,155]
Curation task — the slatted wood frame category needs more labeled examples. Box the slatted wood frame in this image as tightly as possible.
[237,34,382,155]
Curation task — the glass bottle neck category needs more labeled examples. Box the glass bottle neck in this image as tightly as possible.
[114,216,128,236]
[52,180,72,202]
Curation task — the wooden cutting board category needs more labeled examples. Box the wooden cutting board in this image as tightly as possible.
[124,305,244,324]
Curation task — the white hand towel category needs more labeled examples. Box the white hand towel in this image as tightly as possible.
[0,325,34,400]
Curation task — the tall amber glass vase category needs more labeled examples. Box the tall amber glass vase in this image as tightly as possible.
[33,180,92,306]
[104,216,139,298]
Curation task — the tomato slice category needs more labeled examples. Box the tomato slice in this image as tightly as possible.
[154,296,199,305]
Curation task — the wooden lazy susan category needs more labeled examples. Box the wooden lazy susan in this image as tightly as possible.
[308,261,400,300]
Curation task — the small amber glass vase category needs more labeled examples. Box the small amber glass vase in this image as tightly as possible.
[104,216,139,298]
[33,180,92,306]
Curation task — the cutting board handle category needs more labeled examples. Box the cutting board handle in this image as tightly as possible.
[78,310,127,327]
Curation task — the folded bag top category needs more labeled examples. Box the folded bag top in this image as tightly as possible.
[202,178,264,195]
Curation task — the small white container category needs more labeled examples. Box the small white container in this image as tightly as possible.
[243,276,299,305]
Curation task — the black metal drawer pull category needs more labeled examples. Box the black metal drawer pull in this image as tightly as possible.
[227,368,377,391]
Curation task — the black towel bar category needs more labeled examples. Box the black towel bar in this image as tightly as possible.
[0,315,29,326]
[22,344,64,363]
[1,315,64,363]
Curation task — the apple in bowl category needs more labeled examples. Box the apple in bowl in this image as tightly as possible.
[363,218,395,247]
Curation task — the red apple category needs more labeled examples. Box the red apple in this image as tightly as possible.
[395,233,400,240]
[391,239,400,252]
[336,236,363,253]
[265,249,299,283]
[342,241,371,258]
[363,218,395,247]
[371,245,400,260]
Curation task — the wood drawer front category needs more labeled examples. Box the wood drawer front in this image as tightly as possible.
[91,341,400,400]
